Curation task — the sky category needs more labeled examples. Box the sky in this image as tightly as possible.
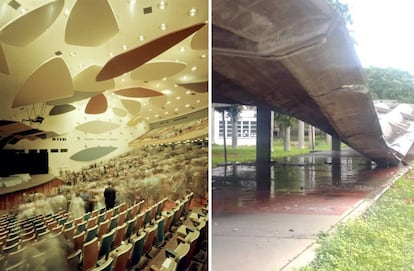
[344,0,414,75]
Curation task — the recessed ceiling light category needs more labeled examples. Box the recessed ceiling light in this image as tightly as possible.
[174,108,179,111]
[21,8,27,13]
[160,23,168,31]
[122,44,128,50]
[176,96,181,100]
[186,90,192,95]
[64,9,70,16]
[138,35,145,41]
[70,51,76,57]
[179,47,186,53]
[185,104,190,107]
[200,54,207,59]
[146,117,150,120]
[161,89,171,95]
[196,100,200,103]
[162,77,167,81]
[191,66,197,71]
[149,108,153,112]
[155,114,159,118]
[158,1,167,10]
[164,112,169,115]
[166,101,171,105]
[188,8,198,16]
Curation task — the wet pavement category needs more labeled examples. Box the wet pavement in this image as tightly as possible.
[211,148,409,271]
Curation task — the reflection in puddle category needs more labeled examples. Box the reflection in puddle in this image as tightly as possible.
[212,149,402,209]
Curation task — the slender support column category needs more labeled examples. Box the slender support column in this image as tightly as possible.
[256,106,271,192]
[332,137,341,151]
[298,120,305,149]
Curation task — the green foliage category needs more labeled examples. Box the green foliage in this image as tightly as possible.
[365,66,414,103]
[328,0,353,26]
[300,177,414,271]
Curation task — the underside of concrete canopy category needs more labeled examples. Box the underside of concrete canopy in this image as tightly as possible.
[212,0,414,167]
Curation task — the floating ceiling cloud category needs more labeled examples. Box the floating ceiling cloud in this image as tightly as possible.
[0,45,9,74]
[12,58,73,108]
[112,107,127,117]
[85,94,108,114]
[115,87,163,98]
[70,146,117,162]
[0,0,64,46]
[96,23,206,81]
[121,99,141,115]
[73,65,114,92]
[47,91,102,106]
[130,62,186,81]
[49,104,76,116]
[75,120,120,134]
[191,24,208,50]
[65,0,119,46]
[178,81,208,93]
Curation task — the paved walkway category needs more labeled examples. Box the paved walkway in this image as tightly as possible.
[212,163,409,271]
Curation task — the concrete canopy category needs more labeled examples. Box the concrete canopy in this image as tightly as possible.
[212,0,401,166]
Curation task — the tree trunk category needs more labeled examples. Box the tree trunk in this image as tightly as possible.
[222,111,227,164]
[284,125,291,151]
[231,117,237,148]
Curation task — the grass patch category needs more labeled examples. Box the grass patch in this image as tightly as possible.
[212,138,330,167]
[299,174,414,271]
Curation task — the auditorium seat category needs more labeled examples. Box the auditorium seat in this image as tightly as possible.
[129,230,146,267]
[150,257,177,271]
[5,246,26,267]
[154,216,166,248]
[165,242,190,271]
[143,223,158,259]
[91,256,113,271]
[4,259,26,271]
[124,217,136,240]
[98,228,116,260]
[67,248,81,270]
[87,216,98,228]
[85,224,98,243]
[143,207,153,227]
[109,242,132,271]
[73,231,86,251]
[104,209,114,221]
[82,237,99,271]
[108,215,119,232]
[134,212,145,234]
[162,211,174,238]
[97,219,110,239]
[112,223,127,249]
[76,220,87,234]
[63,225,75,241]
[117,210,127,226]
[97,213,106,224]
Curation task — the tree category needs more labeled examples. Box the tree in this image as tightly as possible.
[365,66,414,103]
[226,106,242,148]
[274,113,294,151]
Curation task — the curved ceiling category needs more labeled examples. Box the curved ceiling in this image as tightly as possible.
[1,0,208,146]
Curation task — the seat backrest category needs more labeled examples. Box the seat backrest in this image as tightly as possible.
[76,221,87,234]
[174,242,191,271]
[163,211,174,235]
[155,216,166,247]
[143,223,158,256]
[129,231,146,266]
[112,223,127,249]
[99,228,116,259]
[82,237,99,271]
[108,215,119,232]
[90,256,113,271]
[87,216,98,228]
[67,249,81,270]
[73,231,85,251]
[125,217,136,240]
[143,207,152,226]
[118,210,127,226]
[110,242,132,271]
[97,219,110,239]
[134,212,145,233]
[63,225,75,241]
[85,224,98,242]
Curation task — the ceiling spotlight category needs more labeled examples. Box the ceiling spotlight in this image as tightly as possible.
[188,8,198,16]
[179,46,186,53]
[176,96,181,100]
[200,54,207,59]
[161,89,171,95]
[122,44,128,50]
[158,1,167,10]
[159,23,168,31]
[138,35,145,41]
[191,66,197,71]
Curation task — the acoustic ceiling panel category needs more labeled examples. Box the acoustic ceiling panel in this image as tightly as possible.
[73,65,115,92]
[70,146,117,162]
[0,45,9,74]
[96,23,206,81]
[178,81,208,93]
[49,104,76,116]
[114,87,163,98]
[85,94,108,114]
[112,107,127,117]
[75,120,120,134]
[12,58,73,108]
[120,99,141,115]
[47,91,102,106]
[0,0,64,46]
[130,62,186,81]
[65,0,119,46]
[191,24,208,50]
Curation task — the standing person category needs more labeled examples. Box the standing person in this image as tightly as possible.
[104,181,116,210]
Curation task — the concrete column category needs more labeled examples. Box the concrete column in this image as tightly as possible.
[308,124,315,150]
[270,111,274,153]
[332,137,341,151]
[326,133,332,146]
[256,106,271,192]
[256,106,271,164]
[298,120,305,149]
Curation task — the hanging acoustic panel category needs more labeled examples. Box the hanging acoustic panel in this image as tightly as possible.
[96,23,206,81]
[114,87,163,98]
[85,94,108,114]
[70,146,117,161]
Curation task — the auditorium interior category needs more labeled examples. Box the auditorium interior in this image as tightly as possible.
[0,1,208,270]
